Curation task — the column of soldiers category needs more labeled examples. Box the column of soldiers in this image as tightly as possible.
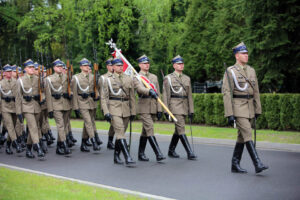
[0,41,268,173]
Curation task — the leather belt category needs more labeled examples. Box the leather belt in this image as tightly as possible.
[1,96,15,102]
[233,94,253,99]
[171,95,188,98]
[139,96,151,99]
[109,97,129,101]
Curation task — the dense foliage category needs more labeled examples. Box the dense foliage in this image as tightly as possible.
[0,0,299,92]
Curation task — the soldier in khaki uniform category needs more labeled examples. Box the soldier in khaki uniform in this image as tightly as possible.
[222,42,268,174]
[101,58,148,166]
[82,65,102,147]
[0,65,23,154]
[163,55,196,160]
[16,59,44,158]
[72,58,101,152]
[45,59,72,155]
[99,58,115,149]
[133,55,165,162]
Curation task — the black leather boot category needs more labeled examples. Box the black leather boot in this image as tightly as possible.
[168,134,180,158]
[231,143,247,173]
[66,133,75,147]
[12,140,23,153]
[45,133,54,146]
[119,139,136,166]
[107,136,115,150]
[179,134,197,160]
[62,141,71,155]
[91,137,101,151]
[39,139,48,154]
[48,130,56,141]
[0,127,7,145]
[42,134,47,141]
[80,139,90,152]
[85,138,92,146]
[56,141,65,155]
[6,140,13,155]
[68,131,77,143]
[94,132,103,145]
[148,136,166,161]
[24,127,29,141]
[26,144,35,158]
[33,143,45,158]
[138,136,149,161]
[246,141,269,173]
[20,134,26,149]
[114,140,124,164]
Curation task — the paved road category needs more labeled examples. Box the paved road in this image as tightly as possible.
[0,130,300,200]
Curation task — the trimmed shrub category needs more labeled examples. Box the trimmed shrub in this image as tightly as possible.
[264,94,280,130]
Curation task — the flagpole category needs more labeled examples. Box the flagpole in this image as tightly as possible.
[106,39,178,122]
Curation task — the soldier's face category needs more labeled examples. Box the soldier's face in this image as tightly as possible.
[173,63,184,72]
[139,63,150,72]
[107,65,113,73]
[80,65,89,73]
[3,71,12,79]
[26,66,35,75]
[54,66,63,74]
[113,65,123,74]
[12,71,17,78]
[236,52,248,64]
[34,69,39,75]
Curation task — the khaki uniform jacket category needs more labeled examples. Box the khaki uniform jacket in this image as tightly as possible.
[101,73,140,117]
[16,74,41,115]
[163,72,194,115]
[133,71,162,114]
[71,72,95,110]
[0,78,17,113]
[99,72,113,111]
[222,63,262,118]
[45,73,72,112]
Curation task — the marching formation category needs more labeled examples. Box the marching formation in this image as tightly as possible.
[0,41,268,173]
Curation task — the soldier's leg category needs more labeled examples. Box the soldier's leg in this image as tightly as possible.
[176,115,196,160]
[0,125,8,145]
[168,114,181,158]
[107,125,115,149]
[65,109,76,143]
[53,111,71,155]
[24,113,44,158]
[5,135,13,154]
[37,112,48,153]
[15,117,26,149]
[80,109,100,151]
[112,116,135,166]
[138,114,151,161]
[236,117,268,173]
[80,123,90,152]
[231,128,247,173]
[92,108,102,145]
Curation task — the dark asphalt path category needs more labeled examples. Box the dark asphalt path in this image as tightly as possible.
[0,130,300,200]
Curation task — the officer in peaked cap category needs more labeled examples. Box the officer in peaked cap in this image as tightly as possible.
[99,57,116,150]
[133,54,165,162]
[0,64,24,154]
[222,42,268,173]
[72,58,101,152]
[15,59,45,158]
[162,55,197,160]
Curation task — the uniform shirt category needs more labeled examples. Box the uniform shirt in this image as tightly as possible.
[163,72,194,115]
[0,78,17,113]
[222,62,262,118]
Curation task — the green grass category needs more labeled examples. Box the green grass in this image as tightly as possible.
[0,167,145,200]
[48,119,300,144]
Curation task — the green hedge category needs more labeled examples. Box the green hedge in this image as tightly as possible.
[71,93,300,131]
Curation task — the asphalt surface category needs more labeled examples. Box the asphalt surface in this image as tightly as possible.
[0,130,300,200]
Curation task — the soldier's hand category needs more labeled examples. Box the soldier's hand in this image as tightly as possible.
[157,112,162,120]
[149,89,158,99]
[48,111,54,119]
[255,114,260,120]
[104,113,112,123]
[228,115,236,126]
[75,110,81,118]
[130,115,135,121]
[17,114,23,123]
[188,113,194,121]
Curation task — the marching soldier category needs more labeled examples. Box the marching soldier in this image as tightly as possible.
[16,59,45,158]
[222,42,268,174]
[72,58,101,152]
[101,58,148,166]
[99,58,115,150]
[163,55,197,160]
[0,64,23,154]
[45,59,72,155]
[133,55,165,162]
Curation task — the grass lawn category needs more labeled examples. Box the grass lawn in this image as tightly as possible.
[48,119,300,144]
[0,167,145,200]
